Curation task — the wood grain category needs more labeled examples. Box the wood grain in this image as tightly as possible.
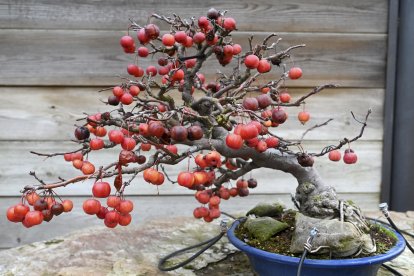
[0,0,387,33]
[0,141,382,196]
[0,87,383,141]
[0,30,386,87]
[0,193,380,249]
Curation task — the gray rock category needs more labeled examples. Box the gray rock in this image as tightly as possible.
[290,213,372,257]
[246,202,284,218]
[245,217,288,242]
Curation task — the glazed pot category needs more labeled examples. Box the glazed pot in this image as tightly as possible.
[227,220,406,276]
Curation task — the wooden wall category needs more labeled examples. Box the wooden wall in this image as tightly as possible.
[0,0,388,249]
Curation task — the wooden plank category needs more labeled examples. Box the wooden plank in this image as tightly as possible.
[0,193,380,249]
[0,141,382,196]
[0,0,388,33]
[0,30,386,87]
[0,87,384,141]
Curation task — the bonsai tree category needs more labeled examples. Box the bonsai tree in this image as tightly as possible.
[6,8,372,252]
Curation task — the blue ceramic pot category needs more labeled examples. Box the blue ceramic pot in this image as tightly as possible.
[227,220,406,276]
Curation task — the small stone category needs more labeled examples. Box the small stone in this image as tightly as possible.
[245,217,288,242]
[246,202,284,217]
[290,213,369,257]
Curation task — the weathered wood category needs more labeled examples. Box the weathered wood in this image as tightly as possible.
[0,30,386,87]
[0,193,380,249]
[0,87,384,141]
[0,140,381,196]
[0,0,388,33]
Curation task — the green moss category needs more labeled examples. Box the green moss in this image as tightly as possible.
[44,239,64,245]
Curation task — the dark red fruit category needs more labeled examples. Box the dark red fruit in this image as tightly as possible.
[187,125,204,140]
[256,94,272,109]
[51,203,64,216]
[272,109,288,124]
[247,178,258,188]
[170,126,188,142]
[242,97,259,111]
[74,126,90,140]
[297,153,314,167]
[343,149,358,164]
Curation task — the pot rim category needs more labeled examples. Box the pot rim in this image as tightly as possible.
[227,219,406,268]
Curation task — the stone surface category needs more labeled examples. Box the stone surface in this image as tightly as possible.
[290,213,371,257]
[0,217,237,276]
[246,202,284,218]
[245,217,288,242]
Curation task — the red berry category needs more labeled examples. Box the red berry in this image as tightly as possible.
[223,17,236,31]
[136,47,148,58]
[162,33,175,47]
[90,138,104,150]
[170,125,188,142]
[343,149,358,164]
[242,97,259,111]
[328,150,341,162]
[108,130,124,144]
[288,67,303,79]
[232,44,242,55]
[141,143,151,151]
[104,211,119,228]
[96,206,108,219]
[256,94,272,109]
[146,66,157,77]
[257,59,271,73]
[144,24,160,40]
[174,31,187,44]
[272,109,288,124]
[107,196,121,208]
[126,67,143,79]
[119,213,132,226]
[112,86,124,97]
[177,172,195,188]
[120,35,135,48]
[6,206,22,222]
[298,111,310,125]
[226,133,243,149]
[92,181,111,198]
[240,124,259,140]
[120,93,134,105]
[279,92,291,103]
[193,32,206,44]
[165,144,178,154]
[255,140,268,152]
[265,137,279,148]
[137,28,150,44]
[121,137,136,150]
[236,179,248,189]
[244,55,260,69]
[128,85,140,96]
[117,200,134,214]
[14,204,30,219]
[83,199,101,215]
[81,161,95,175]
[22,211,43,227]
[62,199,74,212]
[198,16,210,29]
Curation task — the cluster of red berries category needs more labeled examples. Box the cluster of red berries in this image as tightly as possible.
[82,181,134,228]
[6,192,73,228]
[192,177,257,222]
[328,149,358,164]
